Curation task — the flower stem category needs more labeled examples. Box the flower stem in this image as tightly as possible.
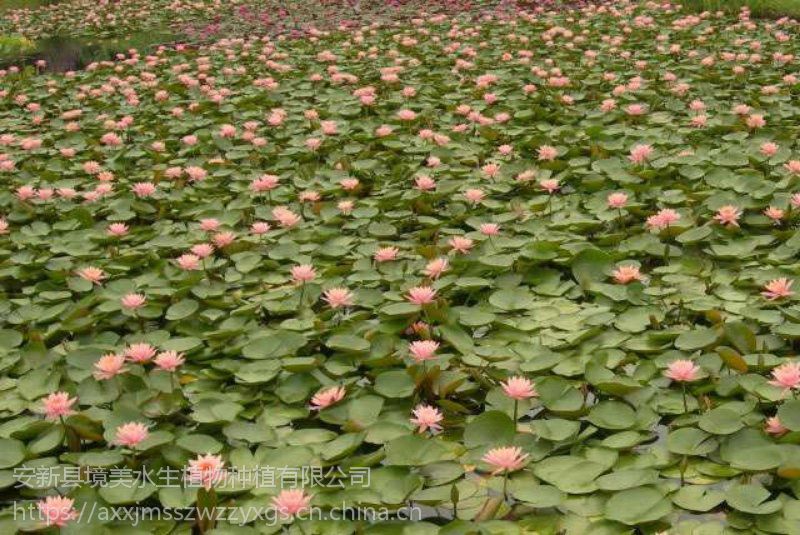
[682,383,689,413]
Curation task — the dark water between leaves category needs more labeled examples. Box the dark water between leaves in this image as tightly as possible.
[1,32,179,72]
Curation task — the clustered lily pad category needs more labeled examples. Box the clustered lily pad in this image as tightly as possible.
[0,0,500,44]
[2,1,800,533]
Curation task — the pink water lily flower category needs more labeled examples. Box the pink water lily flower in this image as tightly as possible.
[764,206,785,223]
[414,175,436,191]
[406,286,437,305]
[310,385,346,410]
[769,362,800,391]
[482,446,528,475]
[539,179,560,194]
[464,189,485,203]
[760,142,779,157]
[765,416,788,436]
[322,287,354,309]
[125,343,156,363]
[607,192,628,209]
[537,145,558,161]
[37,496,78,527]
[176,254,201,270]
[113,422,150,447]
[121,293,146,310]
[78,266,106,284]
[409,340,440,362]
[628,144,653,165]
[410,404,444,433]
[664,360,701,382]
[714,205,741,227]
[480,223,500,236]
[41,392,77,420]
[424,258,449,279]
[131,182,156,197]
[613,265,643,284]
[785,161,800,175]
[449,236,474,254]
[763,278,793,300]
[107,223,129,236]
[340,178,359,190]
[273,207,302,228]
[646,208,681,230]
[199,218,220,232]
[272,489,312,517]
[397,109,417,121]
[746,114,766,129]
[186,453,226,490]
[482,162,500,178]
[501,376,537,400]
[374,247,399,262]
[154,351,185,372]
[93,353,127,380]
[251,222,271,235]
[212,232,235,248]
[291,264,317,283]
[190,242,215,259]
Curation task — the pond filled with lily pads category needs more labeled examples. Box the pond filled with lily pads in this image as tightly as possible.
[2,1,800,533]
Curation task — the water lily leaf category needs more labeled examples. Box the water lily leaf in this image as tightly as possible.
[676,226,712,244]
[223,422,276,444]
[0,439,26,469]
[698,407,744,435]
[586,401,636,430]
[439,324,475,355]
[488,289,535,311]
[99,481,157,505]
[674,327,720,351]
[777,400,800,431]
[537,377,584,413]
[716,346,748,373]
[596,469,659,491]
[374,370,415,398]
[73,451,125,467]
[510,478,563,507]
[242,333,306,359]
[604,486,672,525]
[533,456,606,494]
[667,428,718,456]
[672,485,725,512]
[380,302,421,316]
[571,248,613,289]
[720,430,785,471]
[384,435,454,466]
[0,330,23,351]
[726,484,782,515]
[176,434,223,454]
[165,299,199,321]
[724,322,758,354]
[530,419,581,442]
[464,411,515,448]
[326,334,370,353]
[234,360,281,384]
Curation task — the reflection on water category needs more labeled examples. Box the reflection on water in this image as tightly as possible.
[33,36,86,72]
[1,32,178,72]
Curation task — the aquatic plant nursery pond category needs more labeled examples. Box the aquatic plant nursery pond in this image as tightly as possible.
[2,1,800,533]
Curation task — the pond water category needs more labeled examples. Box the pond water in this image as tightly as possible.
[1,31,179,72]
